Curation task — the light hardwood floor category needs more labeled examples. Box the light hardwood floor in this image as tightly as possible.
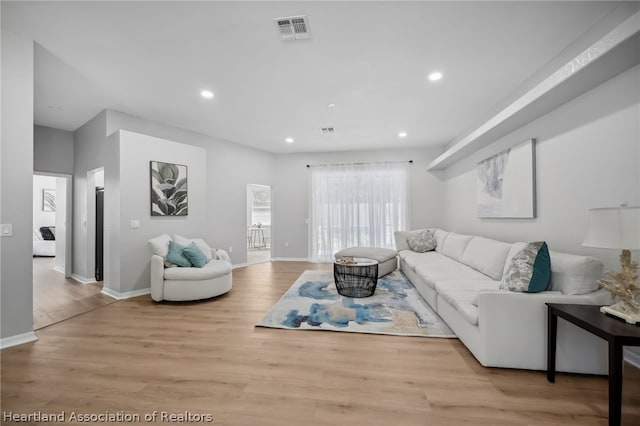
[33,257,115,330]
[3,261,639,425]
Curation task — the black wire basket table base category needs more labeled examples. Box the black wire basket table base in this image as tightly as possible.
[333,259,379,298]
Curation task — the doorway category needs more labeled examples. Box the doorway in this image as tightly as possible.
[95,186,104,281]
[247,184,272,264]
[32,173,71,274]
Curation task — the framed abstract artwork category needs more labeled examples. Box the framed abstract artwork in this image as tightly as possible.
[150,161,188,216]
[42,189,56,212]
[477,139,536,218]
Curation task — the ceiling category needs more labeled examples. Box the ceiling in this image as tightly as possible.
[1,1,628,153]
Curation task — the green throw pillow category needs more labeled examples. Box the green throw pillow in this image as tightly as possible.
[182,242,207,268]
[500,241,551,293]
[166,241,192,267]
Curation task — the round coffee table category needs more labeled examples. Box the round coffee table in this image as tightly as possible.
[333,257,379,297]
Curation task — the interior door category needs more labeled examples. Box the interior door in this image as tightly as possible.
[95,187,104,281]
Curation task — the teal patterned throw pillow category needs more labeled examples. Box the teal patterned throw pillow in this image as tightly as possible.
[166,241,192,267]
[182,242,207,268]
[500,241,551,293]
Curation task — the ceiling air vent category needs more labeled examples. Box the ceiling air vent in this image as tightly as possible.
[320,127,335,134]
[274,15,310,41]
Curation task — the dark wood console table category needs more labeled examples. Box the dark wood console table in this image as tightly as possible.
[546,303,640,426]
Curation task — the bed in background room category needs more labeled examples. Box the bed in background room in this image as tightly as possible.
[33,226,55,257]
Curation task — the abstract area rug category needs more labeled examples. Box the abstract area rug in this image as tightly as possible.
[257,270,455,338]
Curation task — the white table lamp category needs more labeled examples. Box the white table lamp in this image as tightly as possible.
[583,204,640,324]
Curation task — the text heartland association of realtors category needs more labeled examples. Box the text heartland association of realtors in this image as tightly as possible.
[2,410,215,423]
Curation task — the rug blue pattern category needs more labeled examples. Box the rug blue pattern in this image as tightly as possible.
[257,270,455,338]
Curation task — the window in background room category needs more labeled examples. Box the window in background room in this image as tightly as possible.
[250,187,271,228]
[309,161,410,261]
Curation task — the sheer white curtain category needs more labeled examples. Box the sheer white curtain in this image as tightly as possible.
[309,162,410,261]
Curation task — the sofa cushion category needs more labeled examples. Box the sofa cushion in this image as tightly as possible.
[415,261,491,290]
[173,235,213,262]
[500,242,551,293]
[433,279,501,293]
[166,241,192,268]
[438,290,479,325]
[548,251,603,295]
[183,242,208,268]
[148,233,172,257]
[438,232,474,261]
[461,236,512,280]
[148,234,176,267]
[335,246,397,263]
[407,230,437,252]
[164,258,232,281]
[393,229,426,252]
[402,251,451,272]
[397,249,413,261]
[432,229,449,251]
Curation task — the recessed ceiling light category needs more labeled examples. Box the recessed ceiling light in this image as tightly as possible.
[428,72,443,82]
[398,132,408,138]
[285,137,294,143]
[327,103,336,108]
[200,89,214,99]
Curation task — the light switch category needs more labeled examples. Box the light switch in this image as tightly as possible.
[1,224,13,237]
[130,220,140,229]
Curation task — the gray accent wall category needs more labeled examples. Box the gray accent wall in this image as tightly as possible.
[1,31,34,340]
[106,110,276,265]
[440,64,640,273]
[118,130,207,293]
[71,110,277,292]
[34,125,74,174]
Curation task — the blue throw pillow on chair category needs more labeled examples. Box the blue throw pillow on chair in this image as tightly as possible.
[166,241,192,267]
[182,242,208,268]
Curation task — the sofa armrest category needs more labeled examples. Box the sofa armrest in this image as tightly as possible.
[150,254,165,302]
[214,248,231,264]
[479,289,611,330]
[477,289,610,372]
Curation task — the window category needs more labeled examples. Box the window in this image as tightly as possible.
[309,162,410,261]
[250,187,271,227]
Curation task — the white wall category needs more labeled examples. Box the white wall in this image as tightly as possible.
[32,175,57,230]
[34,125,74,175]
[1,30,35,342]
[54,176,68,273]
[118,130,207,293]
[441,65,640,273]
[272,147,444,259]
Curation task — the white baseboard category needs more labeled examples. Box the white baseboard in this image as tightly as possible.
[271,257,310,262]
[0,331,38,349]
[53,266,65,275]
[232,263,248,269]
[71,274,97,284]
[625,348,640,369]
[101,287,151,300]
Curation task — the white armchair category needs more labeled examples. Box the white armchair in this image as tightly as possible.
[149,234,233,302]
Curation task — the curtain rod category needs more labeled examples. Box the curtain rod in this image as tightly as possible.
[306,160,413,168]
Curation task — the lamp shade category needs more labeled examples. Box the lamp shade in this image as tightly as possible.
[583,206,640,250]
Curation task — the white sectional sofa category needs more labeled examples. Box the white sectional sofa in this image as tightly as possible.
[395,229,612,375]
